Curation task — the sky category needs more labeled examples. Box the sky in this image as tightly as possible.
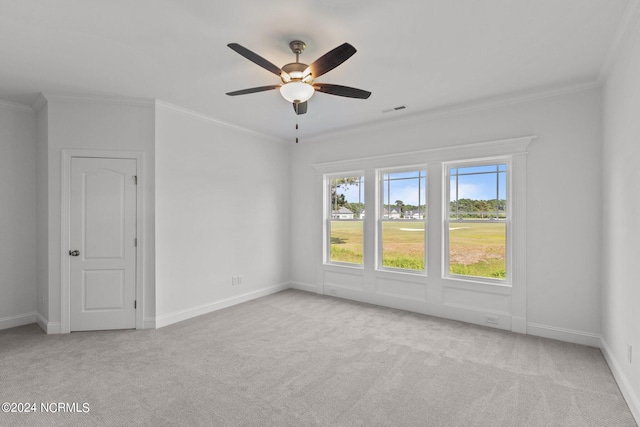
[451,171,507,201]
[338,181,365,204]
[335,166,506,206]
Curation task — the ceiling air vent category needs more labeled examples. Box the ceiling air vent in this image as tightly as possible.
[382,105,407,113]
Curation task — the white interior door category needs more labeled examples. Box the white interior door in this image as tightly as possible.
[69,157,137,331]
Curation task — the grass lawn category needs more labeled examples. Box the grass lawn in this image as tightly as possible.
[381,222,424,270]
[330,220,506,279]
[449,222,506,279]
[330,221,364,264]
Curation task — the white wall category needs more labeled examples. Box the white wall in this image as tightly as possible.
[29,94,290,331]
[0,102,37,329]
[154,104,290,325]
[36,95,156,331]
[0,87,608,349]
[602,12,640,419]
[290,88,603,344]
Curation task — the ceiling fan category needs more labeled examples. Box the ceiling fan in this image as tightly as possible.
[226,40,371,115]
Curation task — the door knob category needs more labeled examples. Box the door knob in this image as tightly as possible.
[69,250,80,257]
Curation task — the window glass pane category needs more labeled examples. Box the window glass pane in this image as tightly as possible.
[330,220,363,264]
[456,165,498,174]
[382,222,424,270]
[381,171,426,219]
[387,171,422,180]
[329,175,364,265]
[449,163,506,219]
[380,169,426,271]
[447,162,508,280]
[498,171,507,218]
[330,176,364,217]
[449,217,506,279]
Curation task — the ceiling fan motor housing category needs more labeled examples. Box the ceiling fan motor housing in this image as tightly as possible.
[281,62,311,83]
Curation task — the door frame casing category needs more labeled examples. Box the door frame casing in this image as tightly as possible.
[61,149,145,333]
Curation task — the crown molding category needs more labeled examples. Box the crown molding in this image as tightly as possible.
[154,100,288,144]
[38,92,155,108]
[598,0,640,83]
[19,92,287,144]
[0,98,33,113]
[303,80,600,143]
[31,93,47,112]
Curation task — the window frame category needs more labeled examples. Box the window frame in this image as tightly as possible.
[376,166,428,274]
[324,172,365,268]
[443,158,512,285]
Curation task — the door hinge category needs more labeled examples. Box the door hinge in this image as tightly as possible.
[134,300,137,309]
[133,175,138,185]
[134,238,137,247]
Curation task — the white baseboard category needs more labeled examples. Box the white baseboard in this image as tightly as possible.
[289,281,319,294]
[527,322,601,347]
[511,316,527,334]
[36,313,61,334]
[600,338,640,424]
[143,317,156,329]
[154,282,290,329]
[0,312,37,331]
[36,313,48,332]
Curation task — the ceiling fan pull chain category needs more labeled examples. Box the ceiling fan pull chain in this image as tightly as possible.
[295,103,300,143]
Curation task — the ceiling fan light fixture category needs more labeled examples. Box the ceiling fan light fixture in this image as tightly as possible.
[280,81,314,103]
[226,41,370,119]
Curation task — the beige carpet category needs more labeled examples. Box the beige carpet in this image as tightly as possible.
[0,289,636,426]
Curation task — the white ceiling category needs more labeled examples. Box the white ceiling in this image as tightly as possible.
[0,0,632,142]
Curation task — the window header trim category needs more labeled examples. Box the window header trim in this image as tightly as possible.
[312,135,535,174]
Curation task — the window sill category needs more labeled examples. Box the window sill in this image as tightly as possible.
[375,268,427,283]
[324,263,364,274]
[442,275,512,295]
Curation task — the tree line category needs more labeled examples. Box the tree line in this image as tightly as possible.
[331,179,505,219]
[450,198,506,219]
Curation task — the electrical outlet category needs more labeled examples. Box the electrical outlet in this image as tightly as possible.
[628,345,633,364]
[485,315,499,325]
[231,276,237,286]
[237,276,242,285]
[327,287,337,296]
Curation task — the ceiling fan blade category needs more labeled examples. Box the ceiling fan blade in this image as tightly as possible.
[313,83,371,99]
[227,43,282,77]
[293,101,308,115]
[226,85,280,96]
[308,43,357,79]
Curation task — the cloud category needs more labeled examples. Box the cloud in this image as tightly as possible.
[455,183,483,200]
[340,184,364,204]
[386,185,425,206]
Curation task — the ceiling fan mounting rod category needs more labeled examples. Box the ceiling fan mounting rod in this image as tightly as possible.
[289,40,306,62]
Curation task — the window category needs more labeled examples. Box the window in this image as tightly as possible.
[317,135,531,328]
[327,175,364,265]
[446,162,508,280]
[379,169,427,271]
